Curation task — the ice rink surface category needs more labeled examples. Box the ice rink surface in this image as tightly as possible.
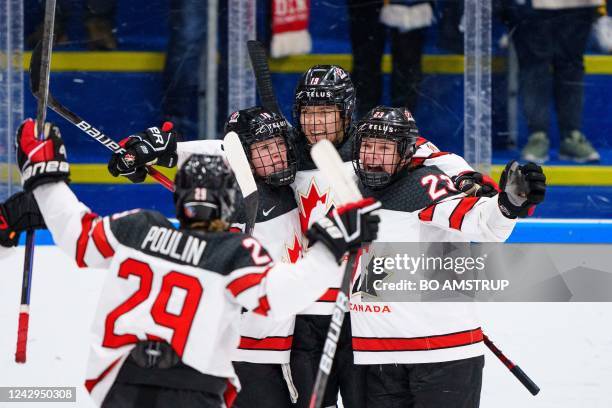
[1,246,611,408]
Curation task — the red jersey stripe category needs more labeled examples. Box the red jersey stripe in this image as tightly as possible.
[84,357,121,393]
[253,296,271,316]
[418,204,436,222]
[92,221,115,258]
[226,270,268,297]
[76,213,97,268]
[239,335,293,351]
[317,288,340,302]
[224,380,238,408]
[449,197,480,230]
[427,151,450,159]
[352,327,483,352]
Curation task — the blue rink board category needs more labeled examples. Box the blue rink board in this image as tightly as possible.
[18,221,612,246]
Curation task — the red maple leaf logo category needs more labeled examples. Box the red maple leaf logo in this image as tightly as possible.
[286,234,303,264]
[298,181,329,233]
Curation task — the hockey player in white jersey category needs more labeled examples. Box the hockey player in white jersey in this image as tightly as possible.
[107,107,303,406]
[290,64,367,408]
[12,118,381,408]
[349,106,547,408]
[289,64,501,408]
[222,107,303,408]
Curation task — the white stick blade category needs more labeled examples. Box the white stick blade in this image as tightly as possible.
[223,131,257,197]
[311,140,362,205]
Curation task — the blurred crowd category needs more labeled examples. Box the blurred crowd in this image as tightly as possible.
[25,0,612,164]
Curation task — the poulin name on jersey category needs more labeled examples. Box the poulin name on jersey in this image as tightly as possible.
[141,226,207,266]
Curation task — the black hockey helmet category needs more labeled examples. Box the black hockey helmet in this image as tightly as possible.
[353,106,419,189]
[224,106,297,186]
[292,65,356,145]
[173,154,237,227]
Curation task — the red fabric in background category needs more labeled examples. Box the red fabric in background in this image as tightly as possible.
[271,0,310,34]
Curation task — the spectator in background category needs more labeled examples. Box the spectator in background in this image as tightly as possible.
[26,0,117,50]
[161,0,207,139]
[347,0,434,118]
[504,0,603,163]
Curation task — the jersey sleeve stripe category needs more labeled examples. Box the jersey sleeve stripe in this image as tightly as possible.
[418,204,436,222]
[92,220,115,258]
[352,327,483,352]
[253,295,271,316]
[84,357,121,393]
[317,288,340,302]
[238,335,293,351]
[449,197,480,230]
[226,269,270,297]
[415,136,427,147]
[426,151,450,159]
[76,212,98,268]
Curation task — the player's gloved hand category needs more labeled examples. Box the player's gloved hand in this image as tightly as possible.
[0,191,46,247]
[107,122,177,183]
[16,119,70,191]
[307,198,381,263]
[453,171,499,198]
[497,161,546,219]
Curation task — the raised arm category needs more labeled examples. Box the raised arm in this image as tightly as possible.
[418,161,546,242]
[225,199,380,320]
[16,119,116,269]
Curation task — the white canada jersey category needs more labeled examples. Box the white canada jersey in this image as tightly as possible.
[230,182,303,364]
[289,136,476,315]
[180,139,304,364]
[33,182,343,406]
[412,136,476,179]
[350,165,516,365]
[290,149,356,315]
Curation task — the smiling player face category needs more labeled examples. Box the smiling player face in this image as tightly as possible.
[300,105,345,145]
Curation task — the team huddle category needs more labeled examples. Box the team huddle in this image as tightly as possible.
[0,65,546,408]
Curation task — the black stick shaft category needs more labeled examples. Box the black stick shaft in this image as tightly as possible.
[308,250,358,408]
[247,40,281,115]
[34,0,56,136]
[17,0,57,364]
[483,334,540,396]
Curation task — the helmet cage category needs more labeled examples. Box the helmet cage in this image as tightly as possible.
[352,107,419,189]
[292,65,355,145]
[225,107,297,186]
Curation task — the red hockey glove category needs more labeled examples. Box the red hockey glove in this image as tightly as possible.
[498,161,546,219]
[16,119,70,191]
[108,122,177,183]
[307,198,381,263]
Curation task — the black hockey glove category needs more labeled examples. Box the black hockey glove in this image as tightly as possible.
[307,198,381,263]
[0,191,46,247]
[108,122,177,183]
[453,171,498,197]
[498,161,546,219]
[16,119,70,191]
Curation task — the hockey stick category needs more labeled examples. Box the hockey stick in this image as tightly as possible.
[28,45,175,192]
[223,132,258,234]
[15,0,57,364]
[483,334,540,395]
[308,140,363,408]
[247,40,282,115]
